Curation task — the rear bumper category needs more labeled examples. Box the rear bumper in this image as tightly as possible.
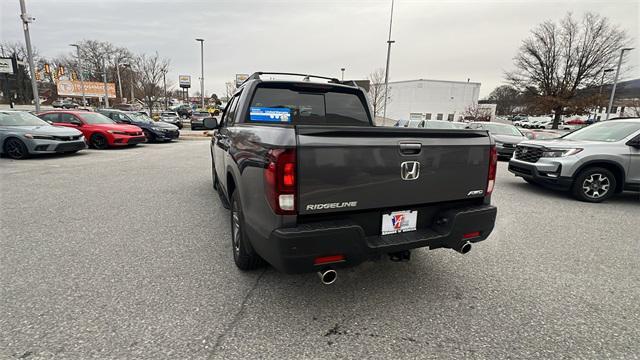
[261,205,497,274]
[508,159,573,190]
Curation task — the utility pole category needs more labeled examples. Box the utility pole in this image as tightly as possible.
[341,68,345,81]
[593,68,614,120]
[19,0,40,112]
[382,0,395,120]
[606,48,634,121]
[102,58,109,108]
[196,38,205,109]
[70,44,86,106]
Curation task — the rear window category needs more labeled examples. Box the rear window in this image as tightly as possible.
[248,85,370,126]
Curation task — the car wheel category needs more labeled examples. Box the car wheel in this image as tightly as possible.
[90,133,108,149]
[571,167,616,203]
[3,138,29,159]
[143,130,155,142]
[230,191,265,270]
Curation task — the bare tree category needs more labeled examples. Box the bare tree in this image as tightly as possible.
[367,68,388,117]
[462,104,493,122]
[134,52,170,113]
[486,85,521,115]
[224,81,237,101]
[506,12,629,128]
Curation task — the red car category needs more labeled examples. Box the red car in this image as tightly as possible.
[38,111,146,149]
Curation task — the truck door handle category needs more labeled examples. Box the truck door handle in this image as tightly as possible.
[399,143,421,155]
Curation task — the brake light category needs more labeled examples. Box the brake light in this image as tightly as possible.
[314,254,345,265]
[486,145,497,195]
[264,148,296,214]
[463,231,481,239]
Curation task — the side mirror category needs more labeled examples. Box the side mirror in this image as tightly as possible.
[203,117,219,130]
[626,137,640,149]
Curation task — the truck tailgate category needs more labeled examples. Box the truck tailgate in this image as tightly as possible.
[296,126,492,215]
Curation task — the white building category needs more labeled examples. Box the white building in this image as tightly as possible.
[383,79,481,122]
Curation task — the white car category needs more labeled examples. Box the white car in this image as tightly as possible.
[514,119,530,127]
[536,119,554,129]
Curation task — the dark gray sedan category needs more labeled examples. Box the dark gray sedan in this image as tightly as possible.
[0,110,86,159]
[468,122,527,159]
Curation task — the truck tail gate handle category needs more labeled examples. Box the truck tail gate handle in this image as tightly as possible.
[399,143,421,155]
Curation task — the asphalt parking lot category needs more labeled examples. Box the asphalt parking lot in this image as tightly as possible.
[1,140,639,359]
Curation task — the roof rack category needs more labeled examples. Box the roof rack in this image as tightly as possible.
[243,72,349,86]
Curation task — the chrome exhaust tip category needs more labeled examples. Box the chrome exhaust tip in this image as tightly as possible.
[455,241,472,254]
[318,269,337,285]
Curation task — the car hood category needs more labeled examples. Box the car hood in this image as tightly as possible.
[152,122,178,130]
[1,125,82,136]
[92,123,142,132]
[520,138,607,148]
[492,134,526,144]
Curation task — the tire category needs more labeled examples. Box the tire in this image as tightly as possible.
[230,191,265,270]
[143,130,155,143]
[3,138,29,159]
[90,133,108,149]
[571,167,617,203]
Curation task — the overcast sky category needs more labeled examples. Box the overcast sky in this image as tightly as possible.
[1,0,638,98]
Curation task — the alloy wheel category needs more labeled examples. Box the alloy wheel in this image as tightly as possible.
[231,207,241,258]
[582,173,610,199]
[5,139,26,159]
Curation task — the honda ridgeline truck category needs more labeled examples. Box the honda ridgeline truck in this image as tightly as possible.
[204,72,498,284]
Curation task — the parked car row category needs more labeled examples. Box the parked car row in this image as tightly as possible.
[0,109,180,159]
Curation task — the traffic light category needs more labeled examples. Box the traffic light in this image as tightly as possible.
[35,71,41,81]
[44,63,50,74]
[58,65,65,75]
[71,71,77,81]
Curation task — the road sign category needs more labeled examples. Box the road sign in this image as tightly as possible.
[0,58,15,74]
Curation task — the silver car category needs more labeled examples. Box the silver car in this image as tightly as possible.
[468,122,527,159]
[0,110,86,160]
[508,118,640,202]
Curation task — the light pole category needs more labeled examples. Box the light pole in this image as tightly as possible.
[70,44,86,106]
[605,48,634,120]
[162,69,167,110]
[594,68,614,119]
[341,68,345,81]
[122,63,134,104]
[196,38,205,109]
[115,58,123,103]
[382,0,395,120]
[102,57,109,108]
[19,0,40,112]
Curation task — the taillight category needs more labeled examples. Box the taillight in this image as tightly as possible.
[264,148,296,214]
[486,145,498,195]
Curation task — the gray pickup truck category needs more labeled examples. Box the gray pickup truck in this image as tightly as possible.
[204,72,498,283]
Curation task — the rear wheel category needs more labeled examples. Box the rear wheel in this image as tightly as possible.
[143,130,155,142]
[571,167,616,203]
[90,133,108,149]
[3,138,29,159]
[230,191,265,270]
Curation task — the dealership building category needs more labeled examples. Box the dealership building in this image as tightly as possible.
[382,79,482,122]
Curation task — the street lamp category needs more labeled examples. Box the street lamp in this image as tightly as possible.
[382,0,395,120]
[196,38,205,109]
[593,68,614,119]
[70,44,86,106]
[162,69,167,110]
[19,0,40,112]
[605,47,634,120]
[102,57,109,108]
[341,68,345,81]
[121,63,134,104]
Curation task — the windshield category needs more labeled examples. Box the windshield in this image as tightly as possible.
[564,121,640,142]
[249,85,369,126]
[474,123,522,136]
[161,112,177,117]
[129,113,154,123]
[424,121,456,129]
[81,113,115,124]
[0,111,50,126]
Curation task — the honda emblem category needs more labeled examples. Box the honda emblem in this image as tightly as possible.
[400,161,420,180]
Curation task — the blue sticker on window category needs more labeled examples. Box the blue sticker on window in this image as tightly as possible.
[249,107,291,123]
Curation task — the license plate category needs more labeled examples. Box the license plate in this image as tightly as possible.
[381,210,417,235]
